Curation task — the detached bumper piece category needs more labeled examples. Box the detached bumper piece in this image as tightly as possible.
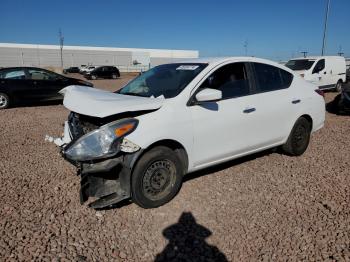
[79,157,132,209]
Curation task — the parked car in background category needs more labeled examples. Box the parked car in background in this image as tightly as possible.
[84,66,120,80]
[330,83,350,115]
[346,65,350,82]
[85,66,97,74]
[79,65,88,74]
[63,67,80,74]
[49,57,325,209]
[0,67,93,109]
[285,56,346,92]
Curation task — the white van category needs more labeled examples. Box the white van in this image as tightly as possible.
[285,56,346,91]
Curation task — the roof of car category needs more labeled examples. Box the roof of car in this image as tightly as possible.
[290,56,344,60]
[175,56,287,68]
[178,56,276,63]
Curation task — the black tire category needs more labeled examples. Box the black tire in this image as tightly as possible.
[91,75,97,80]
[335,80,342,92]
[282,117,312,156]
[111,74,117,79]
[131,146,184,208]
[0,93,10,109]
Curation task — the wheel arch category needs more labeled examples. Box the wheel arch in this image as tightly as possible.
[299,114,313,130]
[133,139,189,174]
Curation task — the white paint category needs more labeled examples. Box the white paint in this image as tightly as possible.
[60,57,325,173]
[60,85,164,118]
[286,56,346,89]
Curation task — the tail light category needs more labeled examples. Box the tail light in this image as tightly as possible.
[315,89,324,97]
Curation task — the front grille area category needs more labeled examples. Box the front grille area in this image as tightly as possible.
[68,112,99,140]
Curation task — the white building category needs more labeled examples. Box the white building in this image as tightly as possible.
[0,43,199,72]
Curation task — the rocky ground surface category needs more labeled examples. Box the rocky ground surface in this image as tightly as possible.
[0,74,349,261]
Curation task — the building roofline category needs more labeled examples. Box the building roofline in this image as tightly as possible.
[0,43,199,58]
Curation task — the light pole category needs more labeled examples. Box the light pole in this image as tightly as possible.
[59,29,64,69]
[321,0,330,56]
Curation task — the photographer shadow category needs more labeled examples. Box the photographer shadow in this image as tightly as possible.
[155,212,228,262]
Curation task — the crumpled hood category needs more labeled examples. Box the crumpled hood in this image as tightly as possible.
[60,85,165,118]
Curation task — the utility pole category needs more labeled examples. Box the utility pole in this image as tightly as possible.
[59,29,64,69]
[321,0,330,56]
[300,51,308,58]
[243,40,248,56]
[338,45,344,56]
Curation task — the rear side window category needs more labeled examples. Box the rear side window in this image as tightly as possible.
[200,62,251,99]
[0,69,26,79]
[253,63,293,93]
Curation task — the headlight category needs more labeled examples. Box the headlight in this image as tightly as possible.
[64,118,138,161]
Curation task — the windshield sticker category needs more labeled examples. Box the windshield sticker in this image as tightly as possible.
[176,65,199,71]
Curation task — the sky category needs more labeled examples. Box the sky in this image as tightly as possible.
[1,0,349,61]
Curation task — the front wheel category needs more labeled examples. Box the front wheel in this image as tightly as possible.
[282,117,312,156]
[111,74,117,79]
[91,75,97,80]
[131,146,184,208]
[0,93,10,109]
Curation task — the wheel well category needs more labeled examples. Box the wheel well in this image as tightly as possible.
[300,114,313,130]
[142,139,189,172]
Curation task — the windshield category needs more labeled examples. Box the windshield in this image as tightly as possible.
[285,59,315,71]
[118,63,207,98]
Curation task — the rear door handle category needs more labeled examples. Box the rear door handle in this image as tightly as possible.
[243,107,256,113]
[292,99,301,104]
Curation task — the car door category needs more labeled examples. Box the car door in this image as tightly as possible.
[27,68,64,100]
[309,59,329,88]
[189,62,262,167]
[0,68,36,101]
[248,62,298,147]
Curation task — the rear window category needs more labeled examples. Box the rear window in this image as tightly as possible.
[253,63,293,93]
[285,59,315,70]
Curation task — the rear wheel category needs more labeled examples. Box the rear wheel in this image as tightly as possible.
[335,80,342,92]
[282,117,311,156]
[131,146,184,208]
[0,93,10,109]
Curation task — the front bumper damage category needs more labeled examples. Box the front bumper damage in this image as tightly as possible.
[46,117,142,209]
[77,152,141,209]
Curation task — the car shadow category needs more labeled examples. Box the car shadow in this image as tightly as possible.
[13,99,63,108]
[96,148,276,211]
[154,212,228,262]
[184,148,275,183]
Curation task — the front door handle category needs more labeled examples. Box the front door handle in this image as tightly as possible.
[243,107,256,113]
[292,99,301,104]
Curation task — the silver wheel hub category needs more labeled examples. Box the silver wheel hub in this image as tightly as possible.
[0,95,7,107]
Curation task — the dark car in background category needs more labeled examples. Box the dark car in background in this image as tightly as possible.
[84,66,120,80]
[335,83,350,114]
[63,67,80,74]
[0,67,93,109]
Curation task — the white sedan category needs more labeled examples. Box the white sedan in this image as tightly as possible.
[52,57,325,209]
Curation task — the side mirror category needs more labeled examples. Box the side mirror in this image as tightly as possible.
[195,88,222,102]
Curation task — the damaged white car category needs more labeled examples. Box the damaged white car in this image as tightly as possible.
[50,57,325,209]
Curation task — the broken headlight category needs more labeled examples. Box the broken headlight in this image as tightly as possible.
[64,118,138,161]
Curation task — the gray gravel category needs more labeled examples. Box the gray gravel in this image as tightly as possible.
[0,75,349,261]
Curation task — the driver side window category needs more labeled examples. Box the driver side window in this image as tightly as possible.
[200,63,250,99]
[312,59,325,74]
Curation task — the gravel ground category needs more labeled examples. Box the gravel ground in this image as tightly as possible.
[0,75,349,261]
